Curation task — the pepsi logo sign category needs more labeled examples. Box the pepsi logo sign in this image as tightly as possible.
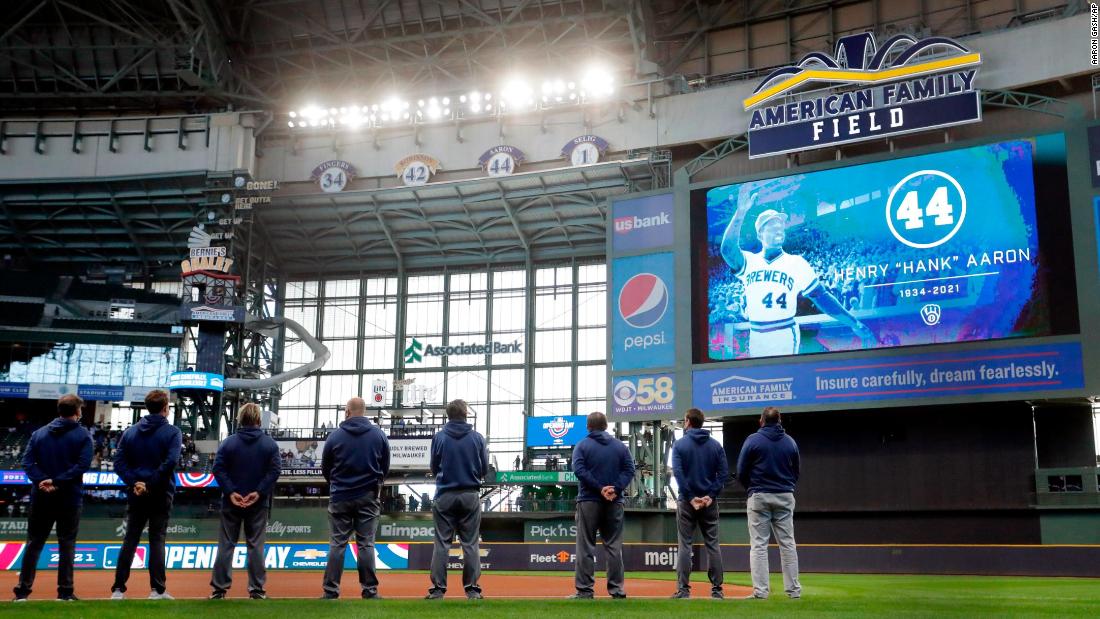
[618,273,669,329]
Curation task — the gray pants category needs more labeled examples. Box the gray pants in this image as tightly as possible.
[322,494,380,597]
[574,501,625,596]
[428,490,482,595]
[210,505,268,595]
[747,492,801,598]
[676,500,723,594]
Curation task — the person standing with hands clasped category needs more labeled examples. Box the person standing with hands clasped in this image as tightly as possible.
[110,390,182,600]
[569,412,635,600]
[737,406,802,600]
[210,403,281,600]
[669,408,729,599]
[13,395,93,602]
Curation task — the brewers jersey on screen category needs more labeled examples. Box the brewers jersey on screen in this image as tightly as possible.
[738,250,820,357]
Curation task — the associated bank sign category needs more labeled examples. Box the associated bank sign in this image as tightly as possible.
[745,32,982,158]
[404,337,521,364]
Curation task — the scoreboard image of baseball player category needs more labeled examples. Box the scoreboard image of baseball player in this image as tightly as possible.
[698,134,1069,361]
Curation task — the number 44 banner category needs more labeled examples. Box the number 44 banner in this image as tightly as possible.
[611,373,676,419]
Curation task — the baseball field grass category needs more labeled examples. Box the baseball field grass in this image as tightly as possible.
[1,571,1096,617]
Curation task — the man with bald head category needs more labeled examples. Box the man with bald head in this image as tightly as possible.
[320,397,390,599]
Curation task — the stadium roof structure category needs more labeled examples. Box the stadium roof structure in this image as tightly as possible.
[259,156,658,274]
[0,171,206,275]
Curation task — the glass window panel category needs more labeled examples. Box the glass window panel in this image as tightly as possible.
[576,290,606,327]
[450,272,487,293]
[362,338,396,370]
[576,364,606,400]
[493,269,525,290]
[578,263,606,284]
[534,329,571,363]
[535,292,572,329]
[406,298,443,335]
[489,403,524,442]
[445,370,488,406]
[284,305,317,331]
[318,374,360,407]
[534,366,571,403]
[325,279,360,298]
[532,400,573,415]
[489,336,524,366]
[449,296,487,333]
[403,370,445,405]
[280,376,316,409]
[360,373,396,407]
[278,408,314,429]
[402,336,443,369]
[322,303,359,338]
[286,280,319,299]
[446,334,488,368]
[535,266,573,287]
[577,327,606,361]
[490,369,525,403]
[324,339,358,370]
[577,399,607,416]
[491,292,525,331]
[408,275,444,294]
[363,301,397,337]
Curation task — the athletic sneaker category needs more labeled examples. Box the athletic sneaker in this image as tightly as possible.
[669,590,690,599]
[567,593,594,599]
[610,593,627,600]
[249,592,268,600]
[424,591,445,600]
[12,597,27,603]
[743,594,767,600]
[209,591,226,600]
[466,591,483,600]
[149,591,174,600]
[57,594,80,601]
[111,590,125,600]
[712,590,725,600]
[319,593,339,600]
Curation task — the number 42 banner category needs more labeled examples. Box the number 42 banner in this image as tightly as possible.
[611,373,676,418]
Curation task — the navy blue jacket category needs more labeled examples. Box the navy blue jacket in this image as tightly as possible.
[113,414,182,494]
[571,431,635,503]
[736,423,800,496]
[321,416,390,503]
[672,428,729,502]
[212,427,281,506]
[22,417,93,506]
[430,421,488,497]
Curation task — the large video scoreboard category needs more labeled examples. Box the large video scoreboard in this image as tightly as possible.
[608,126,1100,419]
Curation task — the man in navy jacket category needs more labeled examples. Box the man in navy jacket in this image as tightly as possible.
[570,412,635,599]
[111,390,182,600]
[320,397,390,599]
[670,408,728,599]
[14,394,93,602]
[736,406,801,599]
[425,399,489,600]
[210,403,281,600]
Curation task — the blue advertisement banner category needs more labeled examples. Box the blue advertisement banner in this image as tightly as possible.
[0,382,154,401]
[77,384,126,401]
[525,415,588,447]
[703,136,1061,362]
[0,542,409,570]
[167,371,224,391]
[692,341,1084,411]
[612,193,674,252]
[612,253,675,370]
[0,471,217,488]
[611,373,676,417]
[749,91,981,158]
[0,383,29,398]
[1088,127,1100,188]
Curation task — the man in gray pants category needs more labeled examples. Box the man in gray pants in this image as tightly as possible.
[570,412,635,599]
[425,399,489,600]
[210,403,281,600]
[320,397,390,599]
[736,406,801,599]
[670,408,729,599]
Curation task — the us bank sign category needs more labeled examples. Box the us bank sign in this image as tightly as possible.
[745,32,982,158]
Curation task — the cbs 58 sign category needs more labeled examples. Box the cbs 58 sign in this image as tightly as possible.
[611,373,675,418]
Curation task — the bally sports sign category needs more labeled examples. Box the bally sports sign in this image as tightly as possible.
[745,32,982,158]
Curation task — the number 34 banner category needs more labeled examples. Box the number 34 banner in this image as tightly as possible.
[611,373,676,418]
